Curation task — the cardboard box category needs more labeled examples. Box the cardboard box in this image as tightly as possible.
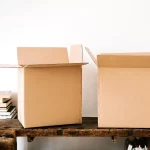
[85,48,150,128]
[1,45,87,128]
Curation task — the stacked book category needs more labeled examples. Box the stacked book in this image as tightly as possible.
[0,91,17,119]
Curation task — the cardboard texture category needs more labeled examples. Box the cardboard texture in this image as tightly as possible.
[98,67,150,128]
[17,47,69,65]
[97,55,150,68]
[23,67,82,127]
[85,48,150,128]
[18,66,82,128]
[1,45,86,128]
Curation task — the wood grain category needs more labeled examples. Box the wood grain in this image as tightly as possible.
[0,118,150,137]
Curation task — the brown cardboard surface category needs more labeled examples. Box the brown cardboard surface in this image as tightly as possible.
[19,66,82,128]
[17,47,69,65]
[98,68,150,128]
[97,55,150,68]
[101,52,150,55]
[6,45,88,128]
[84,48,150,128]
[70,45,83,63]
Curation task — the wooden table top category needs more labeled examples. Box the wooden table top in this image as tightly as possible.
[0,117,150,137]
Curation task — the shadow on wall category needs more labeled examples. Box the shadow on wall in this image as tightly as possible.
[82,48,98,117]
[11,92,18,109]
[82,63,97,117]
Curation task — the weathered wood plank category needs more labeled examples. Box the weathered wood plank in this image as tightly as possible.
[1,118,150,137]
[0,119,22,129]
[16,129,138,137]
[17,129,58,137]
[0,137,16,150]
[0,129,16,139]
[133,129,150,137]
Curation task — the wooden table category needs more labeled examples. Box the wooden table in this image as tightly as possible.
[0,117,150,150]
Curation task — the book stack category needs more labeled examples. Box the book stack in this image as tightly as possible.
[0,91,17,119]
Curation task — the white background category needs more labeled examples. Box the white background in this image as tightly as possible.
[0,0,150,149]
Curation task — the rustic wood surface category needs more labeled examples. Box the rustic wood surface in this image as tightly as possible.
[0,119,22,129]
[0,118,150,137]
[0,137,16,150]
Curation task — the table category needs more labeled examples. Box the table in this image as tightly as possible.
[0,117,150,150]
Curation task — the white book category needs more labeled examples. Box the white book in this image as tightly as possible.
[0,110,16,119]
[0,106,16,116]
[0,99,12,107]
[0,98,11,103]
[0,103,12,112]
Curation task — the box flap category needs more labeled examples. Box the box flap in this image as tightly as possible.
[101,52,150,55]
[20,63,87,68]
[85,47,97,65]
[69,45,83,63]
[17,47,69,65]
[97,55,150,68]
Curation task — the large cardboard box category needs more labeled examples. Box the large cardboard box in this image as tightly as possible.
[2,45,87,128]
[86,48,150,128]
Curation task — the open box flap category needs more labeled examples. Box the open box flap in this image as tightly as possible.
[0,63,87,68]
[0,45,88,68]
[97,54,150,68]
[70,45,83,63]
[85,47,150,68]
[17,47,69,65]
[101,52,150,55]
[20,63,87,68]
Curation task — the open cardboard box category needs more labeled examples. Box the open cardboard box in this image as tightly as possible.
[85,47,150,128]
[0,45,87,128]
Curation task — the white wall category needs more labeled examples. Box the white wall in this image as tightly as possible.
[0,0,150,149]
